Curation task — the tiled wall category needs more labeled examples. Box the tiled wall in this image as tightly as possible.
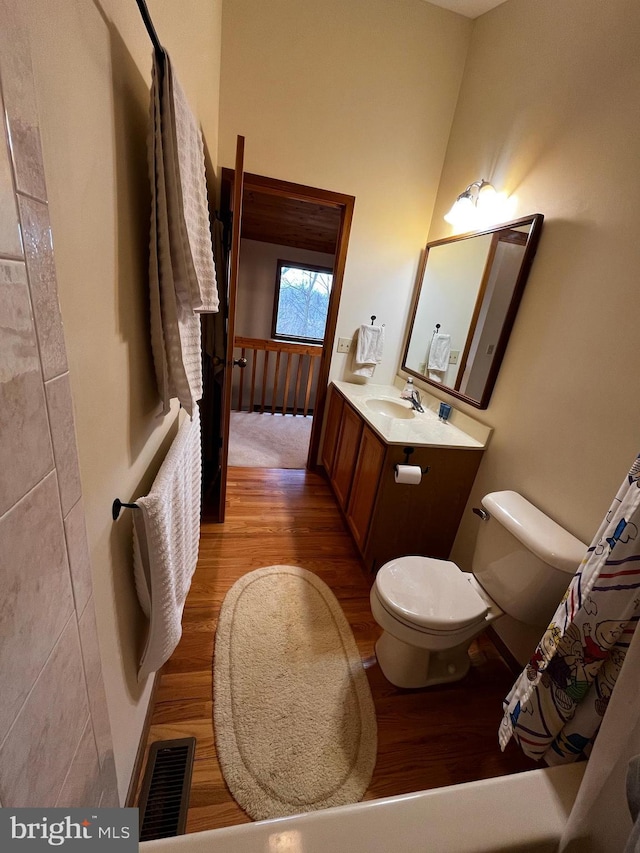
[0,4,119,808]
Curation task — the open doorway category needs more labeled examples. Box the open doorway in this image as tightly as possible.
[221,171,354,472]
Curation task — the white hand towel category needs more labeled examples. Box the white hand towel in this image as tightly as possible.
[353,324,384,377]
[132,410,202,680]
[428,333,451,382]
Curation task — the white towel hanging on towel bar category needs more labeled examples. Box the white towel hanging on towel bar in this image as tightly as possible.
[353,324,384,377]
[147,50,219,417]
[428,333,451,382]
[132,410,202,680]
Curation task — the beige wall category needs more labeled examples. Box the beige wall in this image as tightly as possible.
[12,0,223,798]
[423,0,640,662]
[219,0,473,385]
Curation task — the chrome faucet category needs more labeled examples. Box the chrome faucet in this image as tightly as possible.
[409,389,424,413]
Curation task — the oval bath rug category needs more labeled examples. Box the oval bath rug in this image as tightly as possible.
[213,565,377,821]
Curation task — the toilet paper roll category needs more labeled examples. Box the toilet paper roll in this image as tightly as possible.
[394,464,422,485]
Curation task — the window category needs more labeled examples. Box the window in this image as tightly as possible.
[271,260,334,344]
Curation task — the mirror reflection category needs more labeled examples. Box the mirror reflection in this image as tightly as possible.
[403,214,544,408]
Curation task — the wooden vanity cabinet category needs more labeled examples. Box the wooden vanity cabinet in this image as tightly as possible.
[321,385,483,573]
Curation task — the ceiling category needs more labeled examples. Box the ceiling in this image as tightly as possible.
[422,0,506,18]
[241,189,341,255]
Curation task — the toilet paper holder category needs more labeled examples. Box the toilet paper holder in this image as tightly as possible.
[394,446,430,476]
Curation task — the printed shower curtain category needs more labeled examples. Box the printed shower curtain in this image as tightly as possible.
[500,453,640,764]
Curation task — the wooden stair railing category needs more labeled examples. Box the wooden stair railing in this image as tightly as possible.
[233,336,322,416]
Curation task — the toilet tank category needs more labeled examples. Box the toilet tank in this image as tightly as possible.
[472,491,587,627]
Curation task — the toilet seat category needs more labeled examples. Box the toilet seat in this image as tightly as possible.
[375,556,489,633]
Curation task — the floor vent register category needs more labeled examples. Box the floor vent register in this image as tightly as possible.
[138,737,196,841]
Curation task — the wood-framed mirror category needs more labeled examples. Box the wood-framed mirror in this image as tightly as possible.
[402,214,544,408]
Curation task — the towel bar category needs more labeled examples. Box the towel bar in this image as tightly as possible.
[112,498,140,520]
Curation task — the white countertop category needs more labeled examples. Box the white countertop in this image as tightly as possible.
[332,381,489,450]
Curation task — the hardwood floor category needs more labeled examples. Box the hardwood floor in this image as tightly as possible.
[135,467,535,834]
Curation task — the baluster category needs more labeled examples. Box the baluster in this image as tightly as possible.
[249,346,257,413]
[293,353,303,416]
[238,346,246,411]
[271,349,282,415]
[282,352,292,416]
[303,354,315,417]
[260,350,269,414]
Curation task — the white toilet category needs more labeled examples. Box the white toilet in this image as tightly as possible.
[370,490,587,688]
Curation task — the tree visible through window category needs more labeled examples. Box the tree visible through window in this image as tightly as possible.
[272,260,333,343]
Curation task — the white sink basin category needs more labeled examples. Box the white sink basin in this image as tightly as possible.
[365,397,415,419]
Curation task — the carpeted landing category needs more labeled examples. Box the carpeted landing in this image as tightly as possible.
[228,412,312,468]
[213,565,378,821]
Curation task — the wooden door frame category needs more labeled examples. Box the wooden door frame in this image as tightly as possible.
[217,138,245,522]
[222,169,355,470]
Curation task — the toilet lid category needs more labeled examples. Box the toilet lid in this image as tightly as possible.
[376,556,489,632]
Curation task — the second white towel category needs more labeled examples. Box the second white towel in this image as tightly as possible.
[428,333,451,382]
[353,324,384,377]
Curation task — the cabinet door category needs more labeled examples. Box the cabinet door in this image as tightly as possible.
[365,445,484,571]
[320,386,344,477]
[346,425,386,552]
[331,403,363,510]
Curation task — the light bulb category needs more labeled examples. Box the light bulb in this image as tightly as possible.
[444,194,475,227]
[476,182,497,210]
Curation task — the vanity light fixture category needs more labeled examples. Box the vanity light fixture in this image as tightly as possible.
[444,179,498,230]
[444,179,518,230]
